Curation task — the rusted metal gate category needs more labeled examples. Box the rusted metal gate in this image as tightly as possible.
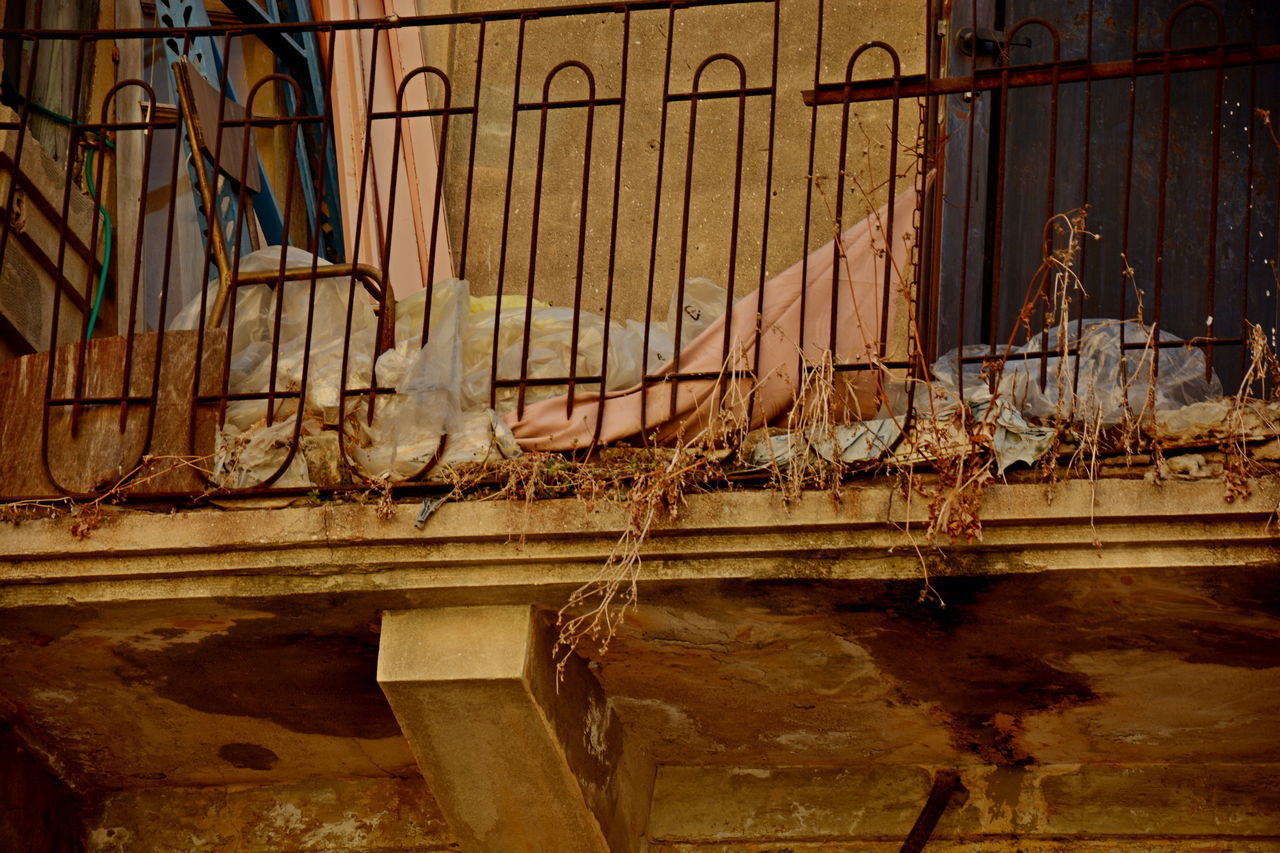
[807,0,1280,394]
[0,0,1276,500]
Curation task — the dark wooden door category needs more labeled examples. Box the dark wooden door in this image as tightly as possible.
[935,0,1280,388]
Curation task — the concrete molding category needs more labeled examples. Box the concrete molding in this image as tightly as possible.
[377,606,654,853]
[2,479,1277,607]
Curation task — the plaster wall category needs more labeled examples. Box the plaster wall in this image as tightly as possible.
[413,0,923,323]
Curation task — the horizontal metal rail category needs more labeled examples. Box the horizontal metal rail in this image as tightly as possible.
[804,41,1280,105]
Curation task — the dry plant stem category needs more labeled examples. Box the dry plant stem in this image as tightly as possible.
[1258,108,1280,151]
[0,453,216,538]
[894,462,945,607]
[553,443,716,678]
[818,133,964,592]
[550,343,761,675]
[1222,323,1280,503]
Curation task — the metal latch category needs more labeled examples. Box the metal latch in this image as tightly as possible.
[956,26,1032,57]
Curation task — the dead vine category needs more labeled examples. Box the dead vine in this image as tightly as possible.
[0,453,215,538]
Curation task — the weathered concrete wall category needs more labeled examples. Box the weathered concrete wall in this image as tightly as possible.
[84,777,454,853]
[75,764,1280,852]
[649,764,1280,844]
[4,477,1279,852]
[414,0,923,322]
[0,724,84,853]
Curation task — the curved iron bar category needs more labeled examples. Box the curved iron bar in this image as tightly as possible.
[586,6,633,457]
[342,63,457,487]
[99,79,160,437]
[836,42,903,376]
[669,53,749,422]
[43,80,167,502]
[1164,0,1226,50]
[516,60,599,420]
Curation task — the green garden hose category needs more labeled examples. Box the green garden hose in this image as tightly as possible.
[83,141,113,339]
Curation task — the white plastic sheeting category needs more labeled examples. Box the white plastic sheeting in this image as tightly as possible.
[929,319,1224,472]
[931,319,1223,425]
[174,246,727,487]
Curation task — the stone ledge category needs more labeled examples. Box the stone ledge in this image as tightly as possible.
[2,478,1276,607]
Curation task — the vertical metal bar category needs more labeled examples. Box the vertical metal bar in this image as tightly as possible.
[112,81,159,434]
[39,36,88,494]
[422,66,454,340]
[879,63,901,365]
[589,7,632,452]
[1202,37,1226,379]
[1238,29,1258,387]
[380,72,410,313]
[255,74,310,488]
[324,24,363,481]
[986,49,1010,368]
[639,4,678,442]
[561,66,599,419]
[198,30,247,433]
[1152,31,1175,385]
[830,57,854,358]
[489,14,529,411]
[745,0,781,426]
[797,0,826,395]
[339,20,386,431]
[1117,0,1140,392]
[457,18,486,279]
[1024,22,1059,391]
[953,0,981,402]
[519,87,552,419]
[56,37,90,437]
[917,0,944,373]
[177,31,221,469]
[142,94,185,494]
[907,88,930,425]
[1071,0,1095,403]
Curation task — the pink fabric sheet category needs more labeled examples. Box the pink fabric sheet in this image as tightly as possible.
[504,183,919,450]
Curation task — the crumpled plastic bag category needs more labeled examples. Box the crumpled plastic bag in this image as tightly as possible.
[173,246,383,487]
[438,409,523,468]
[177,250,729,485]
[668,276,728,352]
[463,301,663,413]
[746,417,903,469]
[931,319,1222,425]
[984,399,1058,473]
[171,245,380,429]
[212,415,317,489]
[348,278,473,480]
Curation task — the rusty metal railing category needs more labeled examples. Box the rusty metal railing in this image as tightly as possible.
[0,0,1275,501]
